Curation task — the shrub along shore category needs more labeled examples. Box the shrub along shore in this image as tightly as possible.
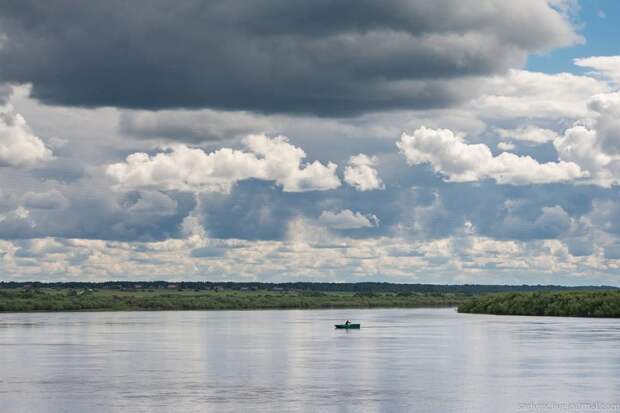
[0,288,467,312]
[1,283,617,315]
[457,290,620,318]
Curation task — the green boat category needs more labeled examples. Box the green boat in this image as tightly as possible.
[334,323,360,329]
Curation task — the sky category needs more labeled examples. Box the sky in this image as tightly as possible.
[1,1,620,285]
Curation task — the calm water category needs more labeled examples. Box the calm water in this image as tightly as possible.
[1,308,619,413]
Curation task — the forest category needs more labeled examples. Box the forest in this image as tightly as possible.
[0,281,613,294]
[458,290,620,318]
[0,287,467,312]
[2,284,618,315]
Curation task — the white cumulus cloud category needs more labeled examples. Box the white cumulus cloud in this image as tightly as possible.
[473,69,610,120]
[344,154,384,191]
[106,134,341,193]
[318,209,379,230]
[397,126,585,185]
[0,108,53,168]
[497,126,559,145]
[574,55,620,86]
[497,142,515,151]
[554,92,620,186]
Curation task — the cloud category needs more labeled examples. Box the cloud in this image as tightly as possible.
[190,245,227,259]
[30,158,86,183]
[193,178,398,241]
[575,55,620,86]
[500,205,572,240]
[497,126,559,145]
[22,190,68,210]
[344,154,384,191]
[0,84,12,105]
[588,199,620,237]
[106,134,341,193]
[119,109,273,142]
[6,10,620,285]
[397,126,585,185]
[603,243,620,260]
[405,194,466,239]
[0,1,578,115]
[553,92,620,186]
[0,188,19,215]
[125,190,178,215]
[318,209,379,230]
[14,238,71,257]
[197,181,300,241]
[563,237,594,257]
[0,187,196,241]
[497,142,515,151]
[472,69,609,120]
[0,107,53,167]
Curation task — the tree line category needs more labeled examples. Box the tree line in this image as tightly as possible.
[1,281,615,294]
[458,290,620,318]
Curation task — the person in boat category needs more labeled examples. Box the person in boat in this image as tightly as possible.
[345,320,351,326]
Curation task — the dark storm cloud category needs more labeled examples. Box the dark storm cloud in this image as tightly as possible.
[0,0,576,116]
[437,183,601,241]
[117,110,273,143]
[198,180,400,240]
[0,84,12,104]
[198,180,313,241]
[30,158,86,183]
[194,172,610,244]
[385,180,612,243]
[0,188,195,241]
[21,190,68,210]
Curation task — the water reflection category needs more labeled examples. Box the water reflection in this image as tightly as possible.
[1,308,619,412]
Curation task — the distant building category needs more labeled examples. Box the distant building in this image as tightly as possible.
[167,284,178,289]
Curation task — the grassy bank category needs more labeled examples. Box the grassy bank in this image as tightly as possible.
[0,288,468,313]
[457,290,620,318]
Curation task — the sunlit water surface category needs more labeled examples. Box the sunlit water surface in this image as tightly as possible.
[1,308,619,412]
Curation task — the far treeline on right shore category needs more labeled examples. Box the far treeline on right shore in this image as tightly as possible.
[0,282,619,317]
[458,290,620,318]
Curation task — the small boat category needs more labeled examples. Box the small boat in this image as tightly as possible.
[334,323,360,329]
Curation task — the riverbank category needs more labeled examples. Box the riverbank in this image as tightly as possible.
[457,290,620,318]
[0,288,467,312]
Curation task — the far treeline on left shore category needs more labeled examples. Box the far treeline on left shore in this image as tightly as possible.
[0,281,618,315]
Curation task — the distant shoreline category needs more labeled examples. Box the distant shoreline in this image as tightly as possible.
[0,304,460,315]
[0,288,466,313]
[2,281,616,294]
[458,291,620,318]
[3,284,618,315]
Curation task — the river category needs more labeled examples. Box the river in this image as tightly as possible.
[1,308,619,412]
